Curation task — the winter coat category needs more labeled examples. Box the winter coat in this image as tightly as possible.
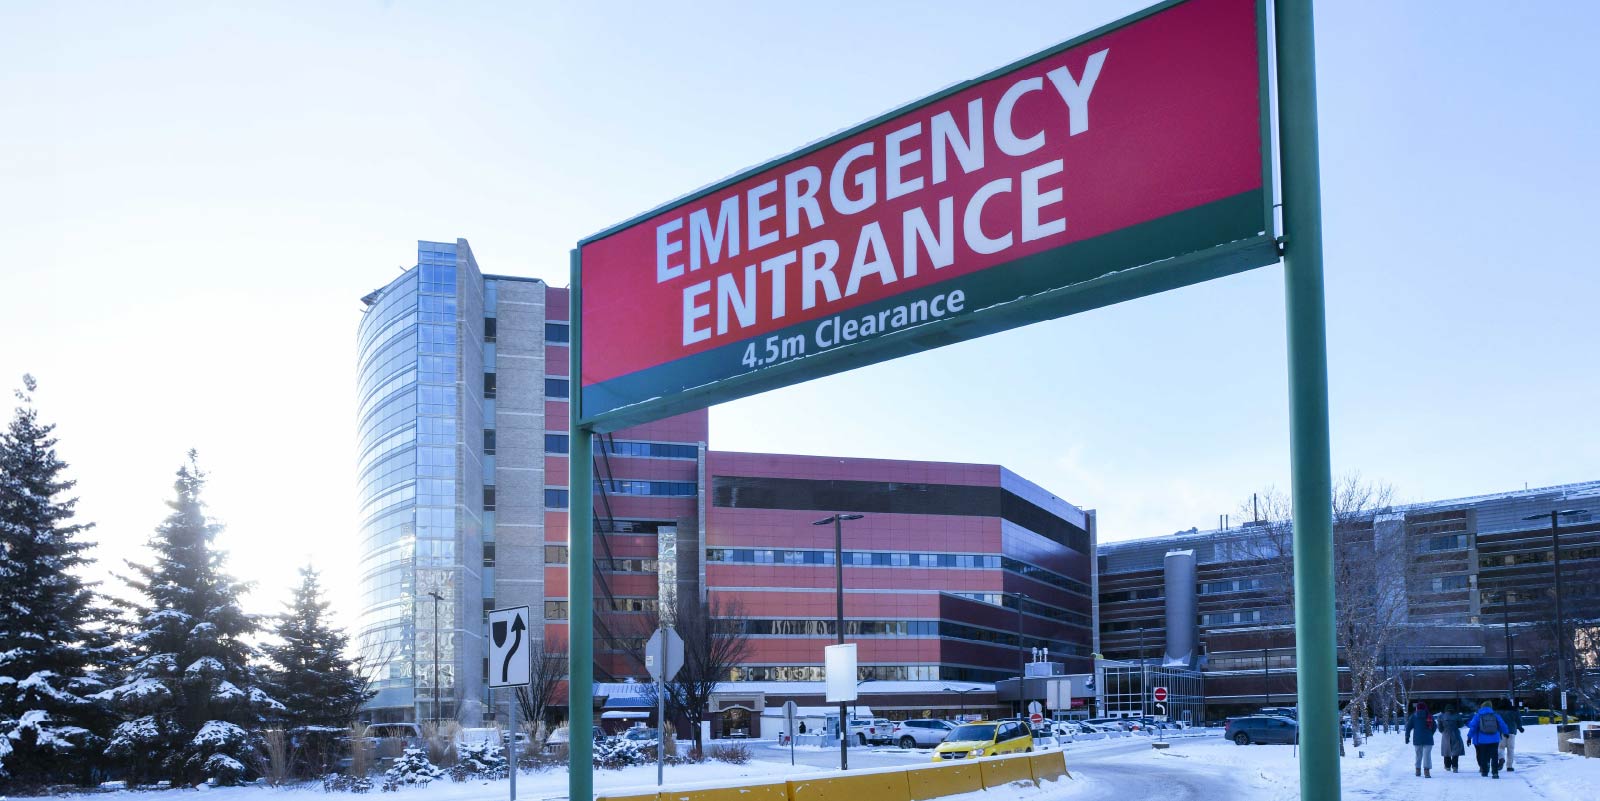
[1438,712,1466,758]
[1405,710,1436,746]
[1467,708,1511,745]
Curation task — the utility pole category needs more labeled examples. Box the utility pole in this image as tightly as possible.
[1138,626,1148,718]
[814,513,862,771]
[427,589,444,726]
[1525,509,1585,717]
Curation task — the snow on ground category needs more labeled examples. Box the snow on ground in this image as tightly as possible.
[67,725,1597,801]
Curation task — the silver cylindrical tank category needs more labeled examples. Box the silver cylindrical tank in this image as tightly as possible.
[1163,549,1197,666]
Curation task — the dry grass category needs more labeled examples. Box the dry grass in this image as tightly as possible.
[261,729,291,785]
[349,724,376,777]
[421,721,460,767]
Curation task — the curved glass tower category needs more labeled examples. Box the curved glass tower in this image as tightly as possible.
[356,240,482,723]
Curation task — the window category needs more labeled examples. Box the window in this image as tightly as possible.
[483,486,496,511]
[483,429,496,455]
[544,488,569,508]
[544,545,568,564]
[483,372,497,399]
[483,543,496,567]
[484,318,497,342]
[545,378,569,399]
[545,434,569,454]
[545,601,568,619]
[545,322,570,343]
[1432,575,1470,592]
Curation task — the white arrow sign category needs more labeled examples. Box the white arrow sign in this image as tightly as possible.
[488,606,531,688]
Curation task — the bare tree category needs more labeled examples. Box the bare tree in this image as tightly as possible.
[515,638,567,741]
[1239,476,1409,748]
[637,594,751,753]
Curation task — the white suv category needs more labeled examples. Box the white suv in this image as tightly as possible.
[891,719,956,748]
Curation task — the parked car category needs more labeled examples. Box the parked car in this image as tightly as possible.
[1521,709,1577,725]
[1225,715,1299,745]
[932,720,1034,761]
[621,727,659,746]
[846,717,892,746]
[892,719,956,748]
[1258,706,1298,719]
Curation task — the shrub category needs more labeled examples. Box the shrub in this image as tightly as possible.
[449,741,508,782]
[708,743,751,765]
[593,739,651,770]
[383,747,444,787]
[323,773,374,793]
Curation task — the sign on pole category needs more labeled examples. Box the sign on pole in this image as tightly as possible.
[488,606,532,688]
[784,700,798,766]
[1028,701,1043,716]
[645,627,685,682]
[575,0,1274,430]
[824,644,858,703]
[1152,687,1169,703]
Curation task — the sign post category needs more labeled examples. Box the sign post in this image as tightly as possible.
[825,644,858,771]
[565,3,1340,801]
[488,606,532,801]
[1275,2,1340,800]
[645,627,685,785]
[784,700,799,765]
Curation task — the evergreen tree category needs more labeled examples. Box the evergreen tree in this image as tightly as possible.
[263,566,372,729]
[0,376,116,787]
[98,453,281,785]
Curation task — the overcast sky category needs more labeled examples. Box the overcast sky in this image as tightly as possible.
[3,1,1596,630]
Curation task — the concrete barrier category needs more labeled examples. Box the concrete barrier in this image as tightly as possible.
[661,782,789,801]
[789,769,910,801]
[1029,751,1070,782]
[904,761,984,801]
[978,754,1035,790]
[598,792,661,801]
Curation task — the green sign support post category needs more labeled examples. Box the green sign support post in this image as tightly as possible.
[1275,1,1339,800]
[568,248,596,801]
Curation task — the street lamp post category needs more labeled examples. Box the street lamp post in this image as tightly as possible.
[426,589,444,726]
[1409,672,1427,713]
[944,686,981,721]
[1137,626,1149,718]
[814,513,863,771]
[1499,592,1516,705]
[1524,509,1586,717]
[1263,645,1271,708]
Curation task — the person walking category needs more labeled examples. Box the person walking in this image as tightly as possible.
[1496,702,1524,772]
[1438,705,1467,773]
[1404,701,1437,778]
[1466,700,1512,778]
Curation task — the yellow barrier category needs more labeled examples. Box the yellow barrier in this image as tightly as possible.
[788,770,910,801]
[1028,751,1070,783]
[598,792,661,801]
[905,761,984,801]
[978,754,1035,789]
[661,781,789,801]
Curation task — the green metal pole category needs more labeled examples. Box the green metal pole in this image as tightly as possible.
[568,249,595,801]
[1274,2,1339,800]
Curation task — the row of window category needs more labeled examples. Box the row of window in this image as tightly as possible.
[702,548,1087,597]
[543,598,659,619]
[544,435,698,460]
[1200,577,1268,595]
[1479,544,1600,568]
[1201,609,1265,626]
[724,664,945,682]
[1101,587,1162,603]
[544,481,698,506]
[1431,574,1470,592]
[541,547,658,573]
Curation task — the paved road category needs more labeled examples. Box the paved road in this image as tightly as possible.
[1061,738,1228,801]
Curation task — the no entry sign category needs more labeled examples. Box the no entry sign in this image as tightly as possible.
[1153,687,1169,703]
[576,0,1273,429]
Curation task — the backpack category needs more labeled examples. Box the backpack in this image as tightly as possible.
[1480,713,1498,734]
[1425,714,1436,733]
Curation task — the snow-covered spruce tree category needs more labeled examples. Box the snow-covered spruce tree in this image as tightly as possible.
[263,566,372,729]
[97,453,281,785]
[0,376,117,787]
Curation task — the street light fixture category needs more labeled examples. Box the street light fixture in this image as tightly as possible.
[1497,591,1516,705]
[1523,509,1587,718]
[943,686,982,721]
[814,513,864,771]
[426,589,445,726]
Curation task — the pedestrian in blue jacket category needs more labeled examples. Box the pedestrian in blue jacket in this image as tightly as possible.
[1404,702,1436,778]
[1466,701,1511,778]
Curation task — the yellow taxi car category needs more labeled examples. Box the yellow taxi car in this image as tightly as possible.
[1520,709,1577,725]
[931,720,1033,761]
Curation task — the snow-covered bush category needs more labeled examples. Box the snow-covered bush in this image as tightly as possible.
[322,772,374,793]
[383,747,444,787]
[708,743,751,765]
[449,740,507,781]
[593,738,650,770]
